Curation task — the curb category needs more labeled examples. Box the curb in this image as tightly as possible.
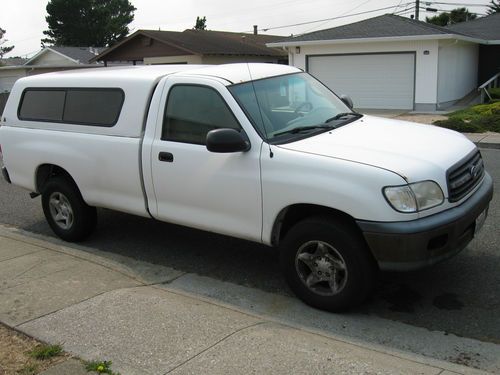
[476,142,500,150]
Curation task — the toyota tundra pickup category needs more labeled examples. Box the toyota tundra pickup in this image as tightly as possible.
[0,63,493,311]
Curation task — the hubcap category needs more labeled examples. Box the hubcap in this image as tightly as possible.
[48,192,74,230]
[295,241,348,296]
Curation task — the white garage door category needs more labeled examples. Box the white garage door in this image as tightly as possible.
[308,53,415,110]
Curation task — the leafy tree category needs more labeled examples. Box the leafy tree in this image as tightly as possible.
[194,16,207,30]
[426,7,477,26]
[426,12,450,26]
[486,0,500,14]
[0,28,14,59]
[42,0,136,47]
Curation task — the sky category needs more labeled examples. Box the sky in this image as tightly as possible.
[0,0,492,58]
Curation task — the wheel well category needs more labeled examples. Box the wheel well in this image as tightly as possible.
[35,164,78,194]
[271,204,360,247]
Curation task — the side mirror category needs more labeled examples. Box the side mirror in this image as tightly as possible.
[206,128,250,153]
[340,94,354,109]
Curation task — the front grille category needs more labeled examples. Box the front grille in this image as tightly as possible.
[447,150,484,202]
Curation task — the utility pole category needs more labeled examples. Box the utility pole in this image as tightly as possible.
[415,0,420,20]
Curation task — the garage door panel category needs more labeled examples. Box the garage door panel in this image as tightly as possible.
[308,54,415,110]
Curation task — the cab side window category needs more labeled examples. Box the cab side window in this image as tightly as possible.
[162,85,241,145]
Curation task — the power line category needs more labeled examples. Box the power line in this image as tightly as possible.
[253,2,414,32]
[425,2,489,6]
[393,0,406,13]
[300,0,373,34]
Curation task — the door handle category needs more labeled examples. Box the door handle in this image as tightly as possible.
[158,152,174,162]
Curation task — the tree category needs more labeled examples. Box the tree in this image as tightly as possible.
[194,16,207,30]
[486,0,500,14]
[426,7,477,26]
[42,0,136,47]
[0,28,14,59]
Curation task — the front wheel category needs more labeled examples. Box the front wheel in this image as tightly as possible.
[41,177,97,242]
[280,216,376,311]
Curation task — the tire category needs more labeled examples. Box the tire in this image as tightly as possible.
[280,216,376,311]
[41,176,97,242]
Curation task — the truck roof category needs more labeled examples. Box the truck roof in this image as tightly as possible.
[17,63,301,88]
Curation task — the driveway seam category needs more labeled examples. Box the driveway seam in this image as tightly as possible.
[162,321,266,375]
[15,290,110,329]
[0,249,44,263]
[1,265,78,291]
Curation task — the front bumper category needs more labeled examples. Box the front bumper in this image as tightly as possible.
[356,173,494,271]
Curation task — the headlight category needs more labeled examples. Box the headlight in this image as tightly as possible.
[383,181,444,213]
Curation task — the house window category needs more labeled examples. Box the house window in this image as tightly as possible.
[18,88,124,126]
[162,85,241,145]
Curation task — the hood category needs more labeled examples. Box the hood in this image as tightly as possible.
[277,115,476,183]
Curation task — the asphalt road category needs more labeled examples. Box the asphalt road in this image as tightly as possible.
[0,148,498,344]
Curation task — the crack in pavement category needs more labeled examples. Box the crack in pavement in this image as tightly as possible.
[162,321,267,375]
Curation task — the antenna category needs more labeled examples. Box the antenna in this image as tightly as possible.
[245,63,274,158]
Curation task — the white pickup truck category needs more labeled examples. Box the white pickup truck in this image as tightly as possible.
[0,63,493,311]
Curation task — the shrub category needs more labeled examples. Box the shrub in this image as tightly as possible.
[433,119,483,133]
[433,101,500,133]
[488,88,500,99]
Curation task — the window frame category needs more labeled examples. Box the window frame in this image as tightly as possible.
[17,87,125,127]
[161,83,244,145]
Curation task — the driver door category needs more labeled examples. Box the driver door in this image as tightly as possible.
[150,77,263,242]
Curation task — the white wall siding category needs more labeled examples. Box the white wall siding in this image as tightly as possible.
[290,40,440,108]
[437,41,478,105]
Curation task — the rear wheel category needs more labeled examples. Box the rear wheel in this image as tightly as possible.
[280,216,376,311]
[41,177,96,242]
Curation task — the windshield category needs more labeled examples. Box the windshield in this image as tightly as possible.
[228,72,358,143]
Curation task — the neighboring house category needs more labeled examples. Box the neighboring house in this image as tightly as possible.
[0,46,104,93]
[91,29,288,66]
[268,13,500,110]
[0,57,28,66]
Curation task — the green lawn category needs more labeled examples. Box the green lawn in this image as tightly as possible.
[433,100,500,133]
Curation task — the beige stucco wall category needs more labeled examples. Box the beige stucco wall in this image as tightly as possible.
[144,55,203,65]
[144,54,284,65]
[201,55,282,64]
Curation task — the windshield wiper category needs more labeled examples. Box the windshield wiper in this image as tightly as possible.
[274,125,336,137]
[325,112,363,123]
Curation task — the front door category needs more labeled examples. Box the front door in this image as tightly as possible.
[150,77,263,242]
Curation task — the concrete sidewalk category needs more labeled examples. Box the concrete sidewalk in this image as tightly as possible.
[0,226,494,375]
[464,132,500,150]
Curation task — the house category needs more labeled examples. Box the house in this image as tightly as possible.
[446,13,500,84]
[0,57,28,66]
[0,46,104,93]
[267,13,500,111]
[90,29,288,66]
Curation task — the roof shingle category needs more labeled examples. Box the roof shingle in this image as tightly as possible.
[49,46,105,64]
[139,29,286,56]
[445,12,500,41]
[269,14,495,44]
